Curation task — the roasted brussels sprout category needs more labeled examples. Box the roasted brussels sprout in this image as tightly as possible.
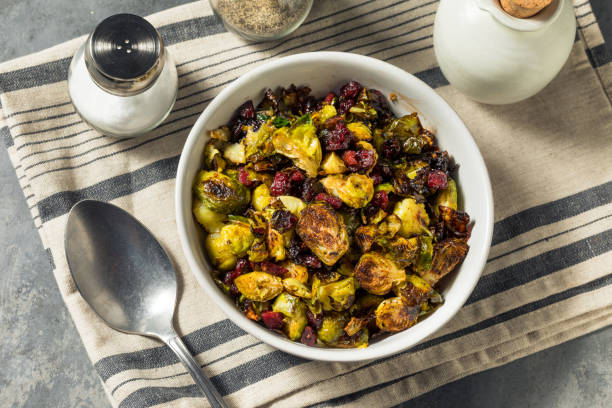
[318,312,348,344]
[419,238,469,286]
[382,113,433,154]
[321,152,349,175]
[252,184,272,211]
[320,174,374,209]
[242,122,274,162]
[334,329,369,348]
[347,122,372,141]
[278,195,306,216]
[354,252,406,295]
[272,123,322,177]
[375,297,418,332]
[223,142,246,164]
[316,277,356,312]
[296,203,349,266]
[248,238,269,262]
[393,197,430,237]
[414,235,434,274]
[193,170,250,214]
[355,224,376,252]
[344,316,373,337]
[283,278,312,299]
[394,274,434,307]
[313,104,337,126]
[267,225,286,262]
[434,177,457,217]
[272,292,308,340]
[281,261,309,284]
[386,236,420,267]
[203,139,227,171]
[205,222,254,270]
[192,198,226,233]
[234,272,283,301]
[439,206,471,238]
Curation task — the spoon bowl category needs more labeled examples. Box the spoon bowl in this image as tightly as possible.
[65,199,227,408]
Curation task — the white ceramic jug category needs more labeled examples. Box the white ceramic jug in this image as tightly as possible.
[433,0,576,104]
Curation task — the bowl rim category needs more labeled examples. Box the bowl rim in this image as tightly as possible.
[175,51,494,362]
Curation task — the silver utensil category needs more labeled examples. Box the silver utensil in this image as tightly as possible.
[65,199,227,408]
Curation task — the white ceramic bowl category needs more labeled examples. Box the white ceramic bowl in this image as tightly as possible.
[175,52,494,362]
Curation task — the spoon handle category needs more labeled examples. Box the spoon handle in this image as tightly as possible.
[164,333,228,408]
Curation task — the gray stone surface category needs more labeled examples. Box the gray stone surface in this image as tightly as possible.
[0,1,610,407]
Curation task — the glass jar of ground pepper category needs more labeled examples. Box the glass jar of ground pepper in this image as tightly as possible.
[210,0,313,41]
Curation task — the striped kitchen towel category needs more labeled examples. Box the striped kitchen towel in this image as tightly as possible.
[1,0,611,407]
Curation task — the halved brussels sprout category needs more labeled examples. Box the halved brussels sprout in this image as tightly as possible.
[223,142,246,164]
[347,122,372,141]
[252,184,272,211]
[321,152,348,175]
[267,225,286,262]
[361,206,387,225]
[283,278,312,299]
[434,177,457,217]
[419,238,469,286]
[272,123,322,177]
[393,197,430,237]
[193,170,250,214]
[316,277,356,312]
[318,312,348,344]
[279,195,306,216]
[376,214,402,240]
[383,114,433,154]
[375,297,418,332]
[192,198,226,233]
[234,272,282,301]
[355,225,376,253]
[386,236,420,267]
[354,252,406,295]
[242,122,274,162]
[344,316,372,337]
[272,292,308,340]
[247,238,269,262]
[281,261,309,284]
[296,203,349,266]
[205,222,254,270]
[393,274,434,307]
[320,174,374,209]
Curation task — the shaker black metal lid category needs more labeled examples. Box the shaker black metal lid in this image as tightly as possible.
[85,14,165,95]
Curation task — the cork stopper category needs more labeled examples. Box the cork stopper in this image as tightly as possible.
[499,0,552,18]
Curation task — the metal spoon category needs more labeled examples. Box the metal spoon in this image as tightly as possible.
[65,199,227,408]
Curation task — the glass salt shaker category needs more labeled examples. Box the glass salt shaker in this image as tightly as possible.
[67,14,178,138]
[210,0,313,41]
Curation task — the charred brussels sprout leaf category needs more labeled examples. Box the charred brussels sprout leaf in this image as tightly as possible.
[283,278,312,299]
[393,274,434,307]
[375,297,418,332]
[267,225,286,262]
[334,329,369,348]
[248,238,269,262]
[272,123,322,177]
[242,122,274,162]
[193,170,250,214]
[419,238,469,286]
[205,222,254,271]
[296,203,349,266]
[234,272,283,301]
[354,252,406,295]
[320,174,374,209]
[383,113,433,154]
[414,236,434,275]
[203,139,227,171]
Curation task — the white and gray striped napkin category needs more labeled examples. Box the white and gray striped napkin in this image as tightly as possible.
[1,1,611,407]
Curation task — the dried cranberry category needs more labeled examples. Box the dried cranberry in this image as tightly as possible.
[237,100,255,119]
[270,210,298,232]
[301,325,317,346]
[300,178,318,202]
[340,81,363,99]
[382,138,401,159]
[270,172,291,196]
[367,88,392,119]
[320,121,354,151]
[372,190,389,210]
[363,203,379,221]
[323,92,336,105]
[290,169,305,182]
[342,150,358,168]
[252,226,266,236]
[235,258,251,273]
[315,193,343,209]
[342,150,375,172]
[323,116,343,130]
[296,253,322,269]
[306,310,323,330]
[238,167,256,187]
[431,151,450,173]
[260,261,288,277]
[337,98,355,115]
[261,311,284,330]
[356,150,375,170]
[229,282,240,296]
[427,170,448,190]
